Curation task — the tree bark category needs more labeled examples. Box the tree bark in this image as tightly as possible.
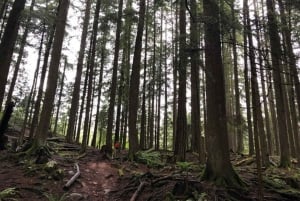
[81,0,101,152]
[6,0,36,106]
[34,0,69,146]
[174,0,187,162]
[190,0,204,162]
[53,57,67,135]
[128,0,146,158]
[106,0,123,152]
[202,0,243,187]
[66,0,91,143]
[266,0,291,168]
[0,0,26,111]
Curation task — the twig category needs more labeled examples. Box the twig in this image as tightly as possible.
[130,181,148,201]
[63,163,80,190]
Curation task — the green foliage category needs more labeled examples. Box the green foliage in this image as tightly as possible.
[135,149,164,168]
[176,161,193,172]
[44,193,67,201]
[0,187,19,200]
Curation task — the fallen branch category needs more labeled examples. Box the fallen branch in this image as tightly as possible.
[152,175,173,184]
[130,181,148,201]
[63,163,80,190]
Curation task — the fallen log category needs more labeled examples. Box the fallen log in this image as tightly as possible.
[130,181,148,201]
[63,163,80,190]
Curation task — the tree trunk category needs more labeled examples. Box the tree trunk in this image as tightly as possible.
[66,0,91,143]
[106,0,123,151]
[128,0,146,158]
[0,0,26,111]
[278,0,300,163]
[242,0,254,156]
[34,0,69,146]
[246,1,269,167]
[6,0,36,106]
[53,57,67,135]
[230,2,243,154]
[139,0,149,150]
[19,27,45,144]
[190,0,204,162]
[202,0,243,187]
[266,0,291,168]
[91,45,105,147]
[174,0,187,162]
[81,0,101,152]
[29,22,56,139]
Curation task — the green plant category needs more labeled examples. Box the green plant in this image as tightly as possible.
[0,187,19,200]
[44,193,68,201]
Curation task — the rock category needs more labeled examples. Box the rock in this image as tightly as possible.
[66,193,88,201]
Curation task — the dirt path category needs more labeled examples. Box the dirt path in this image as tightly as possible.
[0,149,120,201]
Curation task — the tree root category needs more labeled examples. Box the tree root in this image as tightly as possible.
[130,181,149,201]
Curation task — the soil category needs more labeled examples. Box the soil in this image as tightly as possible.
[1,138,300,201]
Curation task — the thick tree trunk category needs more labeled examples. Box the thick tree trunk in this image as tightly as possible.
[128,0,146,158]
[246,2,269,167]
[0,0,26,111]
[190,0,204,163]
[29,23,56,139]
[6,0,36,106]
[202,0,243,187]
[34,0,69,146]
[174,0,187,162]
[266,0,290,168]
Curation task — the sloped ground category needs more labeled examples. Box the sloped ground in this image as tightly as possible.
[1,138,300,201]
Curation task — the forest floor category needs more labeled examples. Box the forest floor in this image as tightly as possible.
[1,135,300,201]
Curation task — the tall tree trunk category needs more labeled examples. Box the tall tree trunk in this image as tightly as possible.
[81,0,101,152]
[246,1,269,167]
[53,57,67,135]
[34,0,69,146]
[266,0,290,168]
[174,0,187,162]
[253,1,273,155]
[202,0,243,187]
[19,27,45,144]
[278,0,300,163]
[155,7,163,151]
[139,0,149,150]
[6,0,36,106]
[190,0,204,162]
[242,0,254,156]
[66,0,91,142]
[128,0,146,158]
[230,2,243,153]
[172,1,178,151]
[75,66,89,143]
[29,23,56,139]
[0,0,26,111]
[91,45,105,147]
[106,0,123,152]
